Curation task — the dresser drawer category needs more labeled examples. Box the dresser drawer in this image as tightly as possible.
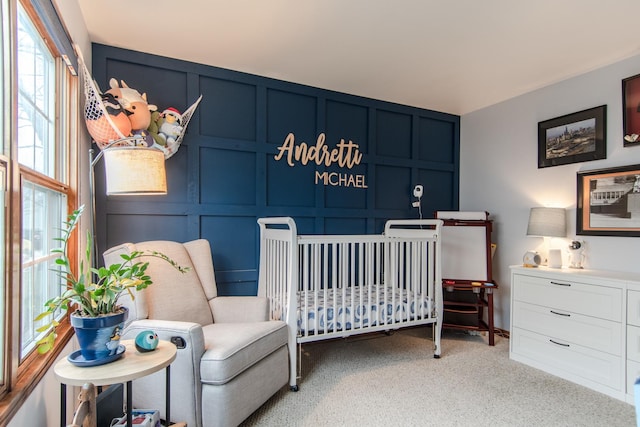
[511,327,623,392]
[627,359,640,398]
[628,290,640,327]
[512,273,622,322]
[513,301,622,355]
[627,325,640,362]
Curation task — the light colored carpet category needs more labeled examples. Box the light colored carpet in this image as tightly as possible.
[241,328,636,427]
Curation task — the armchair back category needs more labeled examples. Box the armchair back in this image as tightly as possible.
[104,239,215,326]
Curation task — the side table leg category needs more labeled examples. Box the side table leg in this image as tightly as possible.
[60,384,66,427]
[127,380,132,427]
[166,365,171,426]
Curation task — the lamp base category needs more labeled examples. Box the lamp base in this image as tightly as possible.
[548,249,562,268]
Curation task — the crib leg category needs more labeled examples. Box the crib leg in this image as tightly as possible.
[432,321,442,359]
[288,332,299,392]
[298,341,302,378]
[288,339,300,392]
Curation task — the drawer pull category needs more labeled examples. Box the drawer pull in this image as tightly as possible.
[550,310,570,317]
[550,281,571,287]
[549,339,570,347]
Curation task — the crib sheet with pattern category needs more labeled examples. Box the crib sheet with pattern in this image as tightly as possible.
[297,284,433,333]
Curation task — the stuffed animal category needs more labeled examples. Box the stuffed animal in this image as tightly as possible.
[147,110,165,147]
[105,79,157,132]
[131,129,154,147]
[84,92,132,147]
[146,107,184,155]
[158,107,183,148]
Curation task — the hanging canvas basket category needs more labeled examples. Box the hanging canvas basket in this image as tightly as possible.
[77,49,201,159]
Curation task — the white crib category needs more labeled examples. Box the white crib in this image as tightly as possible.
[257,217,443,391]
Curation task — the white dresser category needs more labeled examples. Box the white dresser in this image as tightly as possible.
[510,265,640,403]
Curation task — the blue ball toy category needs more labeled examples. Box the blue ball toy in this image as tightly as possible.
[135,330,159,352]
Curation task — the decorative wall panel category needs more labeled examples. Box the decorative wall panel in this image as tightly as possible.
[92,44,459,295]
[376,110,412,159]
[199,77,257,141]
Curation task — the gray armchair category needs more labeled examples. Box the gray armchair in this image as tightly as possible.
[104,239,289,427]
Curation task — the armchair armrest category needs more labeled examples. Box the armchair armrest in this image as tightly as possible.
[121,319,205,427]
[210,296,269,322]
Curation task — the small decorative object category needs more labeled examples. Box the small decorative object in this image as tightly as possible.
[34,206,188,365]
[537,105,606,168]
[522,251,541,268]
[567,240,585,269]
[135,330,159,352]
[577,164,640,236]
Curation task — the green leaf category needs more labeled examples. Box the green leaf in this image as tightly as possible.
[34,312,51,322]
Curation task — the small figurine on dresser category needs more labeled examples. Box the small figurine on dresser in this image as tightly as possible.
[567,240,585,269]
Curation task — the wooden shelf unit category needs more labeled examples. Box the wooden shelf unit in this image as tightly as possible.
[436,212,497,346]
[442,280,497,345]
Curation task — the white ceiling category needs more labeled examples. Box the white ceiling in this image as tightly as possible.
[76,0,640,115]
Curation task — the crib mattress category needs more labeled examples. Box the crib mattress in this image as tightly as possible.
[297,284,433,334]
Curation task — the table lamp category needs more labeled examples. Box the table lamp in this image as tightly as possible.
[526,207,567,268]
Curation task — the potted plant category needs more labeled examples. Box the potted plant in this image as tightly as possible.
[35,205,187,363]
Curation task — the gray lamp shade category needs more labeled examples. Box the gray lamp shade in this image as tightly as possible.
[526,207,567,237]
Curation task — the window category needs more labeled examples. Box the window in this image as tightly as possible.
[21,182,65,358]
[16,4,56,176]
[0,0,7,390]
[0,0,77,421]
[16,3,68,359]
[0,167,5,387]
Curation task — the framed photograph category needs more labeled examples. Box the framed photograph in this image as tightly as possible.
[577,164,640,237]
[538,105,607,168]
[623,73,640,146]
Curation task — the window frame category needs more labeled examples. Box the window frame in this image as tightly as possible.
[0,0,78,422]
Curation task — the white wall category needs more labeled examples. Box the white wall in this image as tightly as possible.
[461,53,640,330]
[8,343,74,427]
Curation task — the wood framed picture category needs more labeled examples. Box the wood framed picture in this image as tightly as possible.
[623,73,640,146]
[577,164,640,237]
[538,105,607,168]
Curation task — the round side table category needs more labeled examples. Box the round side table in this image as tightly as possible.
[54,339,177,427]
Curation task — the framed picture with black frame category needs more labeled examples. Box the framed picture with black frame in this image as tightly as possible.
[623,73,640,146]
[538,105,607,168]
[576,164,640,237]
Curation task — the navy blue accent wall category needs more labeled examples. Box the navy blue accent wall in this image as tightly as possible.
[92,44,460,296]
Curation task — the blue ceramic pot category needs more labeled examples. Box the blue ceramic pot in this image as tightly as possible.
[71,307,128,361]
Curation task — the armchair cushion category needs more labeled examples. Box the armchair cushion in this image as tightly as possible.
[200,320,288,386]
[210,296,269,322]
